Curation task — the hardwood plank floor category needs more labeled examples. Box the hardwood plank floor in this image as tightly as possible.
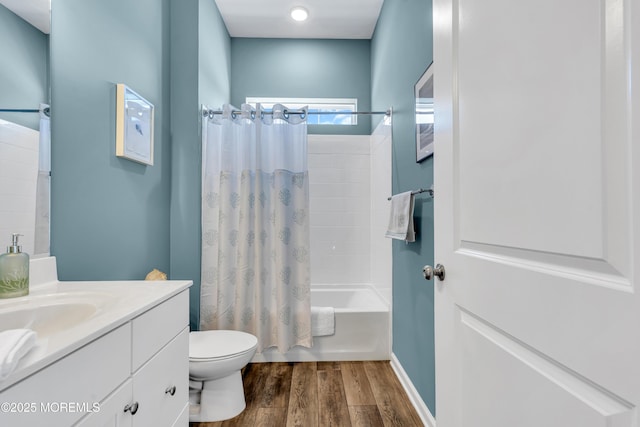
[190,361,423,427]
[341,362,377,406]
[364,362,424,427]
[317,368,352,426]
[286,363,318,427]
[349,405,385,427]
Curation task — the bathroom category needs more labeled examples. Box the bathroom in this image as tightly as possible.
[1,0,435,424]
[5,0,633,426]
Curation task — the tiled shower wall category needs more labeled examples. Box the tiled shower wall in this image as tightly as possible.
[308,134,371,284]
[308,126,392,304]
[370,119,392,304]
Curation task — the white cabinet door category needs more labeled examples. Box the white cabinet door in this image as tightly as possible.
[433,0,640,426]
[75,380,132,427]
[0,324,131,427]
[132,328,189,427]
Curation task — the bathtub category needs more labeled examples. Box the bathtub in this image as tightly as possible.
[252,284,390,362]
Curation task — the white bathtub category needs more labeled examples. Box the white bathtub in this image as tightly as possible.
[252,284,390,362]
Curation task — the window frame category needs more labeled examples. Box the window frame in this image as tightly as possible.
[245,97,358,126]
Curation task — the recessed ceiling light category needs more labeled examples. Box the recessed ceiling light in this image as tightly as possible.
[290,7,308,22]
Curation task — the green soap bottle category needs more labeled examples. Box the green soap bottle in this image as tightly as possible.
[0,233,29,298]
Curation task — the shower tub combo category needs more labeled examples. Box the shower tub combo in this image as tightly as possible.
[252,284,390,362]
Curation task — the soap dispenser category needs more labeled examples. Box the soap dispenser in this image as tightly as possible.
[0,233,29,298]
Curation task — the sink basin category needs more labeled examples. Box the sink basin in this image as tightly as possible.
[0,292,115,337]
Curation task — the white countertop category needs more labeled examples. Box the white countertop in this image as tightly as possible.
[0,257,192,392]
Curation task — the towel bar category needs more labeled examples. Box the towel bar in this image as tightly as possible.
[387,186,434,201]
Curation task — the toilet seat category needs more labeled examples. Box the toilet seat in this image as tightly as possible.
[190,330,258,361]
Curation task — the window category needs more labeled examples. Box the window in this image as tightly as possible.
[245,97,358,125]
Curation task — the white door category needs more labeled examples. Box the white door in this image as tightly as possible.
[433,0,640,426]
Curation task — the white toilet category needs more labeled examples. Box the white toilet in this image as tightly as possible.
[188,330,258,422]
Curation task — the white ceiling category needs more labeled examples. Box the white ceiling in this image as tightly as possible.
[214,0,384,39]
[1,0,383,40]
[0,0,50,34]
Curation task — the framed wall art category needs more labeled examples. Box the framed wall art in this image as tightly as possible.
[116,84,154,166]
[415,62,434,162]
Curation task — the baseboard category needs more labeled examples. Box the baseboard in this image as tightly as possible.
[390,353,436,427]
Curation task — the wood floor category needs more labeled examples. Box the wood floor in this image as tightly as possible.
[190,361,424,427]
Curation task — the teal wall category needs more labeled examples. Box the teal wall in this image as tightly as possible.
[371,0,435,414]
[199,1,231,109]
[0,5,48,130]
[230,38,371,135]
[170,0,231,330]
[49,0,229,330]
[51,0,172,281]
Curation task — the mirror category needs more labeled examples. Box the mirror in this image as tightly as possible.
[0,0,51,257]
[415,62,434,163]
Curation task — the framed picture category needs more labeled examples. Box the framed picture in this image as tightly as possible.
[415,62,434,162]
[116,84,154,165]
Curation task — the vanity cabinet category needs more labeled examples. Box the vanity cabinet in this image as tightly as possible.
[0,289,189,427]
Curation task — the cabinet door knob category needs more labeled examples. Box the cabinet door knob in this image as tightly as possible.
[124,402,139,415]
[423,264,446,281]
[165,385,177,396]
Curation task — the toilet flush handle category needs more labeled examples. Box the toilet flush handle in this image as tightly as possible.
[165,385,177,396]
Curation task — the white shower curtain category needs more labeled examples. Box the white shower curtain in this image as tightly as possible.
[200,103,312,352]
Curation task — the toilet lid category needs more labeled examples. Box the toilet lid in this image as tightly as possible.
[189,330,258,360]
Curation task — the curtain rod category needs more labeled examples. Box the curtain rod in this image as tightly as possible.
[0,108,50,117]
[202,108,390,118]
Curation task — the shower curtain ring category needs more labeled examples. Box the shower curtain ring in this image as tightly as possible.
[283,109,290,119]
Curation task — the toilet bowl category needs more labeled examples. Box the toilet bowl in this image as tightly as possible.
[188,330,258,422]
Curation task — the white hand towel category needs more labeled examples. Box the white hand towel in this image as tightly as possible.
[0,329,37,381]
[311,306,335,337]
[385,191,416,242]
